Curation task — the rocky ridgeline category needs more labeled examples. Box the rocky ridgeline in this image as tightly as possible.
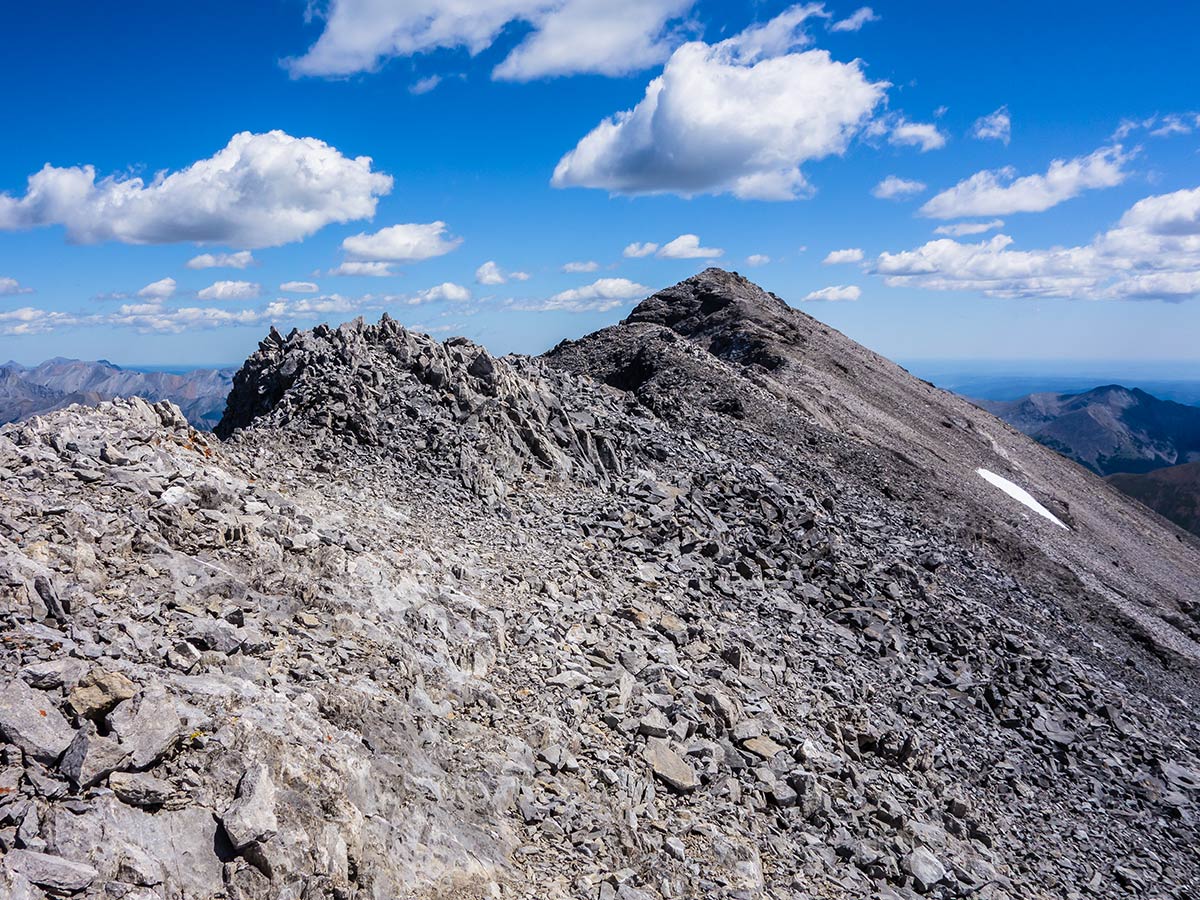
[216,317,635,505]
[1,272,1198,900]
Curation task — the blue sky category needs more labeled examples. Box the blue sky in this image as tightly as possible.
[1,1,1198,367]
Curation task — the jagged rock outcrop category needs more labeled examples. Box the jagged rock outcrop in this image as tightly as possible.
[1,271,1198,900]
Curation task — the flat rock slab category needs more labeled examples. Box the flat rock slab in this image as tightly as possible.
[644,739,699,793]
[0,678,75,764]
[5,849,98,893]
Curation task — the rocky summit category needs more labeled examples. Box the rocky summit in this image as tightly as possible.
[0,269,1198,900]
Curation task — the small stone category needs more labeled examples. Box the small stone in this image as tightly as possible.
[68,670,137,719]
[664,836,686,860]
[638,709,670,738]
[109,771,173,807]
[20,659,87,691]
[741,735,787,760]
[221,763,278,849]
[905,847,946,892]
[644,739,699,793]
[0,679,75,764]
[107,684,183,770]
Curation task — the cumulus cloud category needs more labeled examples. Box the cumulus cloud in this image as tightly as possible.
[342,221,461,262]
[624,242,659,258]
[552,5,888,200]
[475,261,507,285]
[657,234,724,259]
[137,277,177,299]
[746,254,770,266]
[562,260,600,273]
[0,131,392,248]
[186,250,255,270]
[872,175,926,200]
[933,220,1005,236]
[971,106,1011,145]
[0,277,33,296]
[328,261,395,277]
[288,0,693,81]
[280,281,319,293]
[803,284,861,301]
[830,7,879,31]
[919,145,1132,218]
[475,261,529,284]
[412,282,472,303]
[197,280,260,301]
[889,119,947,152]
[517,277,649,312]
[823,248,863,264]
[875,185,1200,301]
[0,307,85,335]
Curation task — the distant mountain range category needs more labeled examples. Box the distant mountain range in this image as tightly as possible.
[977,384,1200,476]
[0,358,233,429]
[977,384,1200,535]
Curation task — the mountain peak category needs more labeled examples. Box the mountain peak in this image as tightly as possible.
[621,268,807,371]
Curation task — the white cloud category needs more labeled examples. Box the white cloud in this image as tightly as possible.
[872,175,926,200]
[920,145,1132,218]
[830,7,879,32]
[823,247,863,264]
[0,307,84,335]
[875,185,1200,301]
[342,221,461,262]
[552,5,888,200]
[197,280,260,301]
[1113,113,1197,140]
[410,75,442,95]
[280,281,320,293]
[971,106,1011,145]
[510,270,532,281]
[412,282,472,303]
[186,250,255,270]
[803,284,861,301]
[288,0,693,81]
[933,219,1005,236]
[519,277,649,312]
[746,254,770,266]
[624,241,659,257]
[0,277,33,296]
[328,261,396,277]
[476,260,507,285]
[0,131,392,248]
[889,119,947,152]
[657,234,724,259]
[562,260,600,273]
[137,277,177,299]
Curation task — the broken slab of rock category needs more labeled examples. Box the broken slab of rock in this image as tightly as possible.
[5,849,98,893]
[0,678,75,764]
[644,738,699,793]
[109,771,173,808]
[221,762,279,849]
[68,669,137,719]
[106,683,184,770]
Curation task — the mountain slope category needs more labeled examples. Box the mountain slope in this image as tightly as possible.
[977,385,1200,475]
[1108,460,1200,536]
[0,271,1197,900]
[0,359,234,429]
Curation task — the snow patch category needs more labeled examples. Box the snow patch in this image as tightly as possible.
[976,468,1069,530]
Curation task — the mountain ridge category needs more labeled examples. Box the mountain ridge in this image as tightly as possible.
[1,269,1197,900]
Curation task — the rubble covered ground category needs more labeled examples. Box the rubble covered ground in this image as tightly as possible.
[1,270,1198,899]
